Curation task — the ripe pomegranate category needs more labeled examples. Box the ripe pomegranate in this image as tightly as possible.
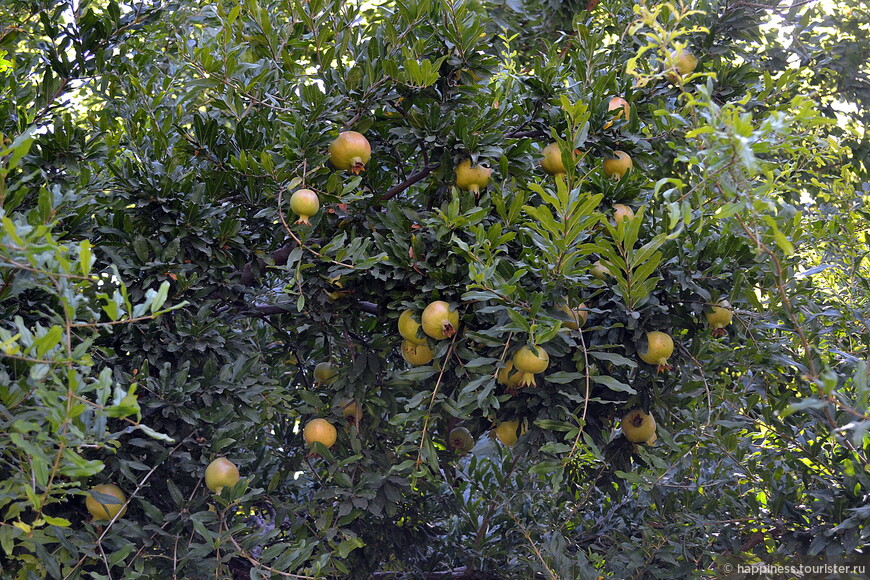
[496,360,522,390]
[329,131,371,174]
[398,310,426,345]
[638,331,674,372]
[602,151,632,180]
[454,159,492,196]
[671,49,698,75]
[401,340,433,365]
[303,418,337,448]
[339,398,363,426]
[705,300,733,337]
[591,260,611,280]
[604,96,630,129]
[85,484,127,521]
[621,409,657,444]
[557,301,588,330]
[613,204,635,225]
[493,420,519,446]
[448,426,475,453]
[290,188,320,225]
[540,142,567,175]
[313,362,338,385]
[205,457,240,493]
[421,300,459,340]
[512,345,550,388]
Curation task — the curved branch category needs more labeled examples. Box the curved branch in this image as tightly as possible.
[381,164,439,201]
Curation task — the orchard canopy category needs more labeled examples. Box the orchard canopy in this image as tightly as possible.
[1,0,869,578]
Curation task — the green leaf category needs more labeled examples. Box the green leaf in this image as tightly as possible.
[591,375,636,394]
[34,325,63,358]
[42,516,71,528]
[79,240,93,276]
[150,281,169,314]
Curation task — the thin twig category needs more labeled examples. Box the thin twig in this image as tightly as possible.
[64,434,194,579]
[226,535,318,579]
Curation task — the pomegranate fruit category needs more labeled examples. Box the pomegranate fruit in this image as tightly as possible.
[329,131,371,174]
[303,418,337,448]
[621,409,657,444]
[705,300,733,337]
[313,362,338,385]
[497,360,522,390]
[454,159,492,196]
[421,300,459,340]
[604,96,630,129]
[540,142,567,175]
[205,457,240,494]
[401,340,433,366]
[85,484,127,521]
[613,204,635,225]
[512,345,549,388]
[557,301,588,330]
[448,426,475,453]
[591,260,611,280]
[398,309,426,345]
[671,49,698,75]
[290,188,320,225]
[638,331,674,372]
[494,420,519,446]
[602,151,632,180]
[339,398,363,426]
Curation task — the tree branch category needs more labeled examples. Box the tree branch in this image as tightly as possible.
[381,164,439,201]
[372,568,505,579]
[251,300,379,316]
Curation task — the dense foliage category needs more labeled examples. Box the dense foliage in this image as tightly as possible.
[1,0,868,578]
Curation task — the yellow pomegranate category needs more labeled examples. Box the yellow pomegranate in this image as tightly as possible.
[512,345,549,388]
[621,409,657,444]
[671,49,698,75]
[454,159,492,196]
[329,131,371,174]
[85,484,127,521]
[494,420,519,446]
[338,398,363,426]
[398,310,426,345]
[401,340,433,365]
[497,360,522,390]
[557,302,588,330]
[604,96,630,129]
[421,300,459,340]
[638,331,674,372]
[303,418,337,448]
[613,204,635,225]
[591,260,611,280]
[602,151,632,180]
[289,188,320,225]
[205,458,240,494]
[541,143,567,175]
[313,362,338,385]
[705,300,733,337]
